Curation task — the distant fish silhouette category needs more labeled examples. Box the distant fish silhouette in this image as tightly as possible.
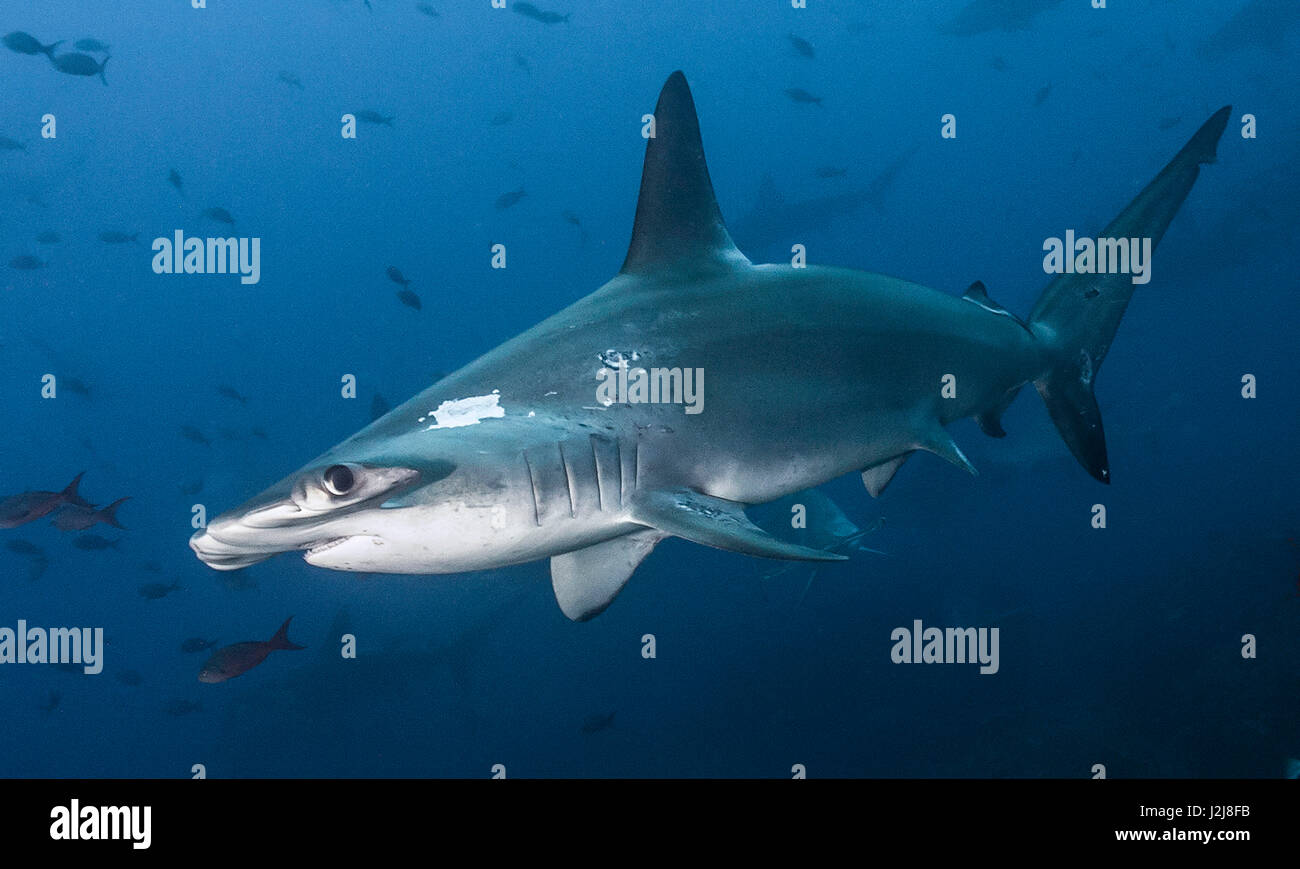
[513,2,570,24]
[489,111,513,126]
[5,540,45,558]
[200,206,235,226]
[138,581,181,600]
[168,168,185,196]
[3,32,61,59]
[38,689,61,713]
[785,88,823,106]
[396,289,422,311]
[277,70,304,90]
[180,425,211,446]
[198,617,305,683]
[1033,83,1052,107]
[513,53,531,74]
[354,110,395,126]
[62,377,91,397]
[813,166,848,179]
[217,384,248,404]
[36,230,61,244]
[51,52,109,86]
[581,711,616,734]
[73,534,120,551]
[98,230,140,245]
[250,427,269,441]
[787,33,815,59]
[0,136,27,151]
[181,478,204,496]
[386,266,411,287]
[495,188,527,210]
[416,3,441,18]
[9,255,46,270]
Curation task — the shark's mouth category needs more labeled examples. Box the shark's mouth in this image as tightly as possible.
[304,537,351,558]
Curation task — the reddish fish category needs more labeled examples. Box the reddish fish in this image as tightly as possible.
[52,496,131,531]
[0,472,92,529]
[198,617,304,683]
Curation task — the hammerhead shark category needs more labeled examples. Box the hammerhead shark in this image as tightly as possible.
[191,72,1229,621]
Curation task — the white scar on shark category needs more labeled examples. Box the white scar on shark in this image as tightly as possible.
[191,72,1229,621]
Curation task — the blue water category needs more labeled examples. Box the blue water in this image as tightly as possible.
[1,0,1296,778]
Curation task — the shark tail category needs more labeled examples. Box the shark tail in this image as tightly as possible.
[1027,105,1230,484]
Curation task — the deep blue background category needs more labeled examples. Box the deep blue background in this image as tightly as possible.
[1,0,1296,777]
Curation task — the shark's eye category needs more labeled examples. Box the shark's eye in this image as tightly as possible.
[322,464,355,496]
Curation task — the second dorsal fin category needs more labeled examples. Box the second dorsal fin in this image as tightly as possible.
[962,281,1030,332]
[620,71,750,278]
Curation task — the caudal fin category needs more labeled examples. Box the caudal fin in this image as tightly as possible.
[61,471,92,507]
[1028,106,1231,483]
[269,616,306,651]
[99,55,109,86]
[99,497,131,529]
[42,40,63,59]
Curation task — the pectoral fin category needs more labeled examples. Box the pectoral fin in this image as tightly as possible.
[551,529,666,622]
[632,489,848,562]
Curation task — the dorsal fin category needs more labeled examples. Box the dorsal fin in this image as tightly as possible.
[620,71,750,277]
[962,281,1031,332]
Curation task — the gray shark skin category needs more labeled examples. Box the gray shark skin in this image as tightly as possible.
[192,72,1230,621]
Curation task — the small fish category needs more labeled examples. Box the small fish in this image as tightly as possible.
[513,53,531,74]
[386,266,411,287]
[3,32,61,58]
[0,136,27,151]
[74,38,110,53]
[51,52,110,86]
[495,187,527,210]
[180,425,211,446]
[200,206,235,226]
[198,617,305,683]
[513,2,570,24]
[217,384,248,404]
[581,711,616,734]
[63,377,91,397]
[115,669,143,686]
[561,210,582,226]
[38,690,62,712]
[277,70,304,90]
[0,473,91,529]
[138,581,181,600]
[180,478,204,496]
[164,698,202,716]
[181,637,219,654]
[489,111,513,126]
[98,230,140,245]
[397,289,423,311]
[250,427,269,440]
[1033,83,1052,107]
[371,393,391,421]
[989,55,1008,72]
[416,3,440,17]
[5,540,45,557]
[9,255,46,270]
[814,166,848,179]
[788,33,815,59]
[35,230,61,244]
[168,168,185,196]
[73,534,120,551]
[1158,116,1182,130]
[355,110,395,126]
[785,88,823,106]
[52,497,130,531]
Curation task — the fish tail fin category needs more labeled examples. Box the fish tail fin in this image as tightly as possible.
[43,40,63,59]
[100,55,109,86]
[1027,105,1230,484]
[100,497,131,529]
[61,471,89,506]
[270,617,305,651]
